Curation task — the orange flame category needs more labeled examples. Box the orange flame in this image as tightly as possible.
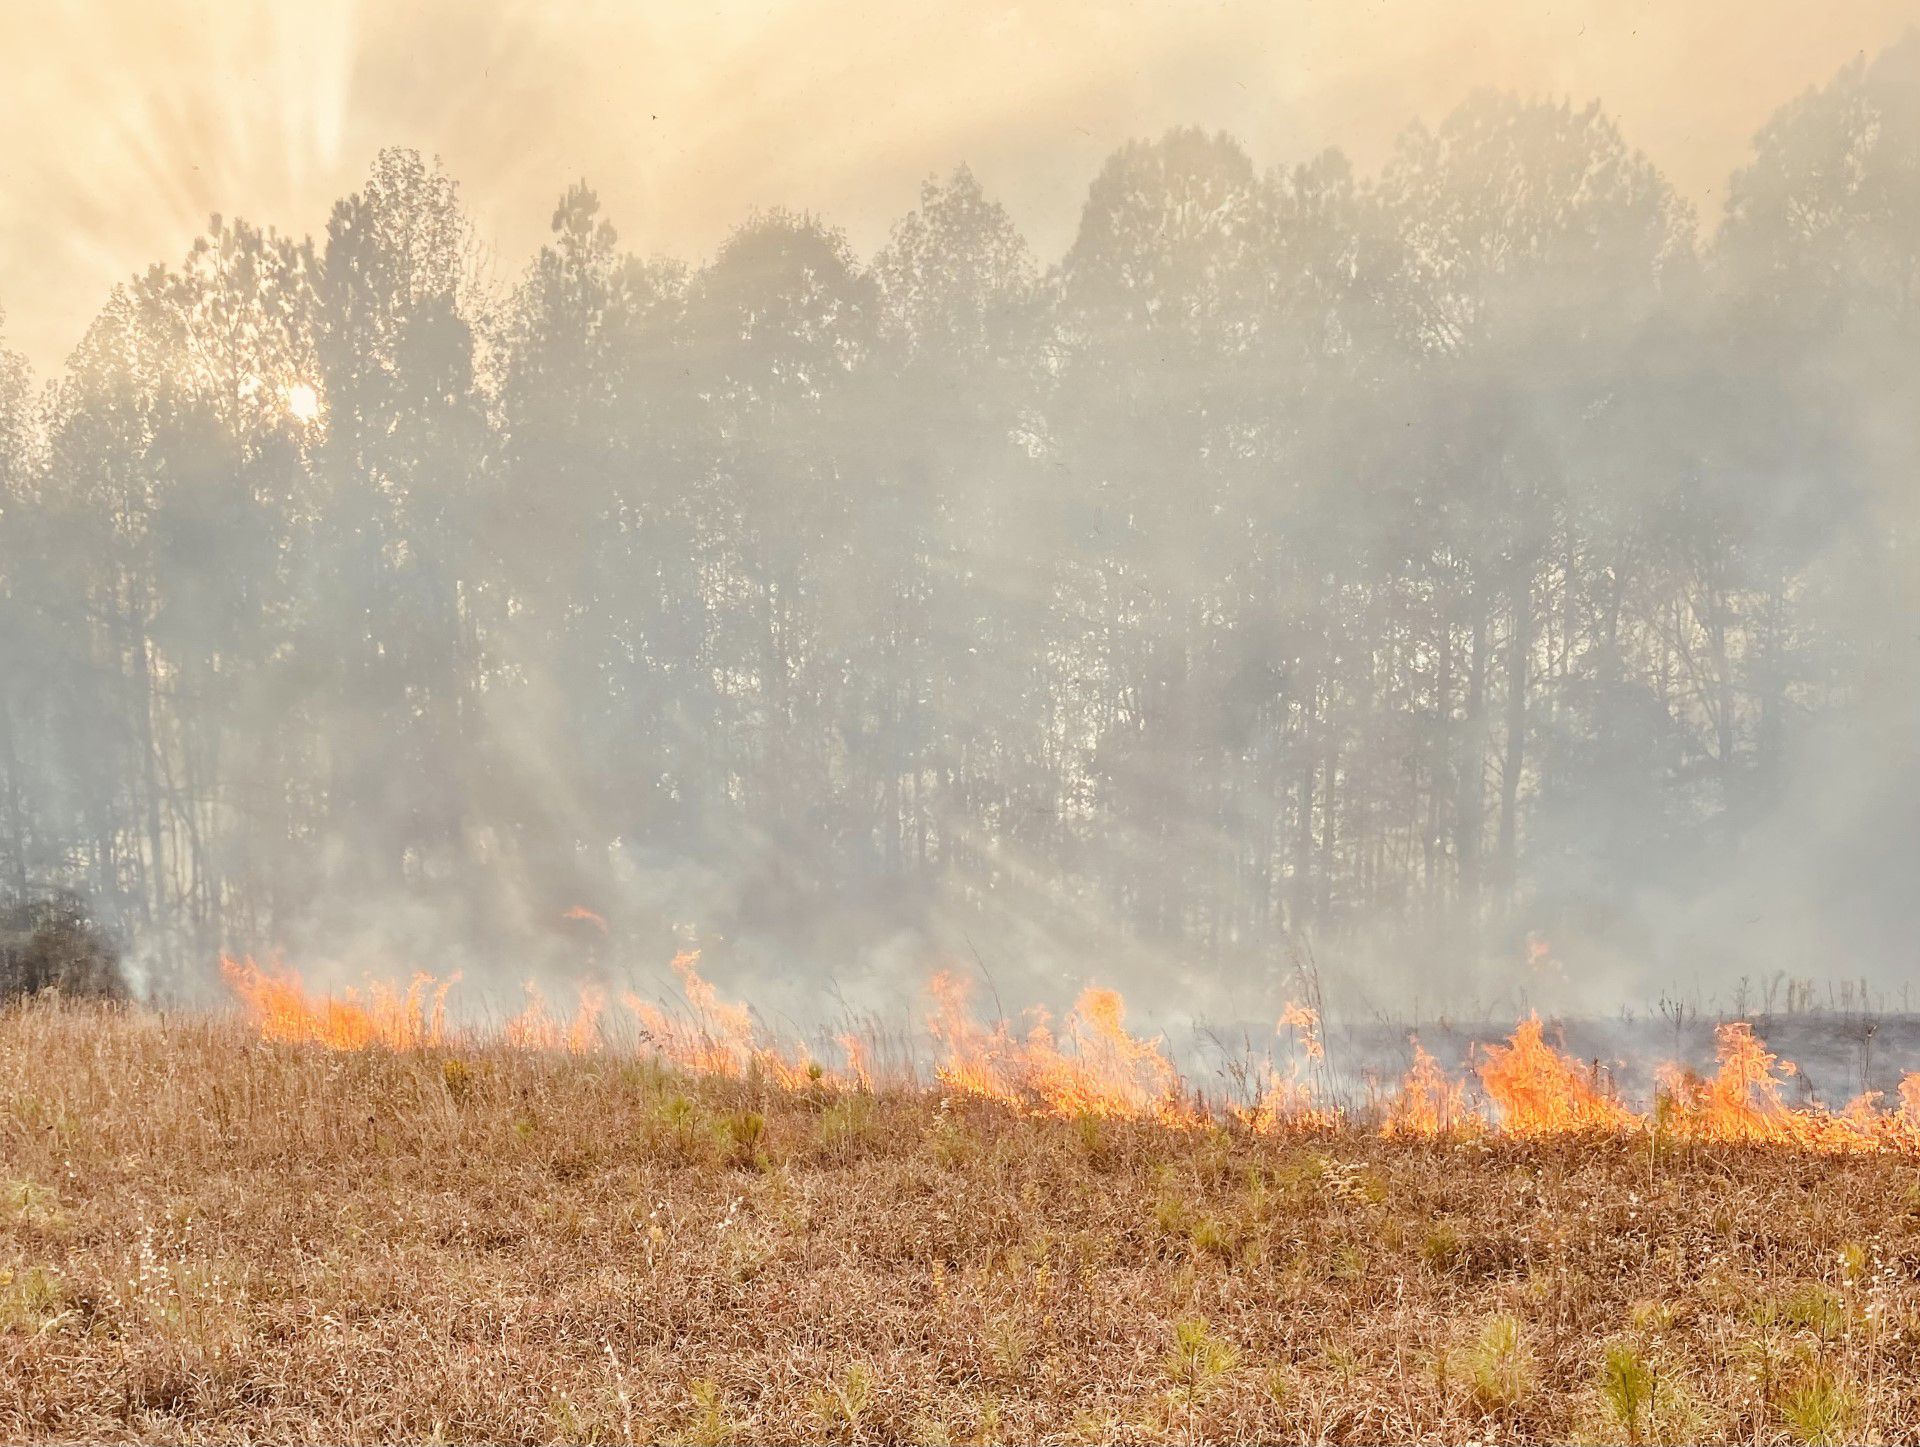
[1278,999,1324,1060]
[837,1030,875,1090]
[1901,1072,1920,1125]
[1236,1000,1337,1132]
[1235,1062,1336,1133]
[926,972,1194,1124]
[1477,1015,1637,1136]
[1382,1037,1481,1138]
[220,955,455,1049]
[1657,1021,1884,1152]
[622,951,822,1087]
[505,980,605,1054]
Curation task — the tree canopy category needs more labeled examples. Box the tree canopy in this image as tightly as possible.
[2,39,1917,1015]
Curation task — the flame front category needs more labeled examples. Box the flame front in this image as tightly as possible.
[1657,1022,1892,1153]
[1377,1016,1920,1153]
[219,954,1920,1155]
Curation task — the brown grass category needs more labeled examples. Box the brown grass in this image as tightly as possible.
[4,998,1920,1443]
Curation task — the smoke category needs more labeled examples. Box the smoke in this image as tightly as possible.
[0,35,1916,1040]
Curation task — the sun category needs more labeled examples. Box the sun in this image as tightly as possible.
[286,382,322,423]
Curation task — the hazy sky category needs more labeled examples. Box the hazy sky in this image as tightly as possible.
[2,0,1916,373]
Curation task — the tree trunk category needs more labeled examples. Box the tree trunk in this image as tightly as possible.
[1498,579,1531,899]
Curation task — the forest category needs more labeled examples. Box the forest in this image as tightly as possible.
[0,37,1914,1014]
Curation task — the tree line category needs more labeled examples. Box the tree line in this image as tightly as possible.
[1,38,1915,1007]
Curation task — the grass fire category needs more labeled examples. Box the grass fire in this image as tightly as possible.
[8,964,1920,1441]
[6,7,1920,1444]
[216,953,1920,1153]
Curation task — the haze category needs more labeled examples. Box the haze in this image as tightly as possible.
[2,0,1917,373]
[1,4,1917,1035]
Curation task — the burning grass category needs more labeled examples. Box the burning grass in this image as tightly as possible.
[7,996,1920,1441]
[219,953,1920,1153]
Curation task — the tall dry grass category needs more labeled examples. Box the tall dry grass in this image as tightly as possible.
[4,997,1920,1443]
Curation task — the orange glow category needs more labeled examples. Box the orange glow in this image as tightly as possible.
[561,905,608,933]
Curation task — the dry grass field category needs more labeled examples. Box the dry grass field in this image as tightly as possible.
[5,997,1920,1444]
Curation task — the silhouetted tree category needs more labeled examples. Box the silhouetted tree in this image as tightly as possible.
[0,37,1915,1007]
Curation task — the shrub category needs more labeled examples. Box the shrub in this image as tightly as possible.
[1163,1317,1238,1439]
[806,1361,874,1440]
[1776,1363,1862,1446]
[0,1265,69,1333]
[0,892,124,1004]
[722,1108,769,1169]
[1462,1313,1533,1414]
[683,1378,737,1447]
[1598,1340,1656,1443]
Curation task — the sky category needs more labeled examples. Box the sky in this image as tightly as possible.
[1,0,1917,374]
